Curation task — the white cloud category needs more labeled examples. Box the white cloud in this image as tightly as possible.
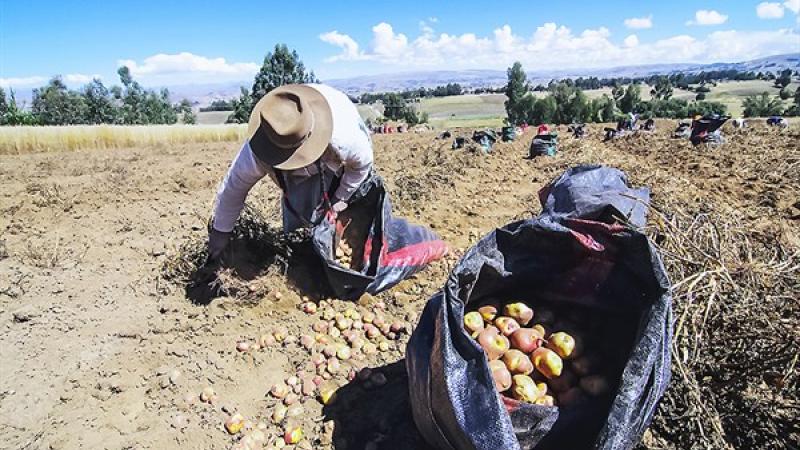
[494,25,515,53]
[687,10,728,26]
[117,52,258,85]
[624,15,653,29]
[370,22,410,57]
[0,76,48,88]
[320,22,800,72]
[320,31,364,62]
[757,2,785,18]
[785,0,800,14]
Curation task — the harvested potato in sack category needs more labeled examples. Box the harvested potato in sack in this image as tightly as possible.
[407,165,672,450]
[312,172,448,300]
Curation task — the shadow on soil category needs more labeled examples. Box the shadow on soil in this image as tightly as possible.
[323,360,436,450]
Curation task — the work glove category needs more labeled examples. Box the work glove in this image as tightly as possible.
[332,200,348,214]
[207,228,232,263]
[325,198,348,222]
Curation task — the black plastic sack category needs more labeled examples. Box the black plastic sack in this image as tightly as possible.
[529,134,558,157]
[407,165,672,450]
[312,172,448,300]
[690,117,728,146]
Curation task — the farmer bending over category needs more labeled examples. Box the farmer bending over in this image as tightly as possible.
[207,84,373,263]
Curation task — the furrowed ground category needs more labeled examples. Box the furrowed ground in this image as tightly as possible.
[0,121,797,449]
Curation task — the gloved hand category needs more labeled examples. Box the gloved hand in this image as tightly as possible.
[332,200,348,214]
[207,228,232,263]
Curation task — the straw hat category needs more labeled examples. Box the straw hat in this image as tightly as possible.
[247,84,333,170]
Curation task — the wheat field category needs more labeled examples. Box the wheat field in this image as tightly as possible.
[0,124,248,155]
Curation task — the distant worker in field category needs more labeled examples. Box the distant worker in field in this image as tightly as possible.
[206,84,373,263]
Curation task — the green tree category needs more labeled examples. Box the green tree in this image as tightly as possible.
[2,89,39,125]
[783,87,800,116]
[528,96,556,125]
[402,107,428,126]
[251,44,318,107]
[226,87,254,124]
[650,76,673,100]
[742,92,784,117]
[619,84,641,114]
[566,89,590,123]
[611,85,625,103]
[141,88,177,124]
[775,69,792,88]
[504,62,529,125]
[591,94,617,123]
[0,87,7,117]
[695,92,706,101]
[82,78,118,124]
[381,93,406,121]
[688,101,727,117]
[779,88,791,100]
[177,99,196,124]
[225,44,318,123]
[31,77,88,125]
[116,66,147,124]
[113,67,176,124]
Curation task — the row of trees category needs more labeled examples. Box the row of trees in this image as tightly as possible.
[505,62,799,125]
[358,83,463,104]
[532,68,794,93]
[375,92,428,125]
[0,68,195,126]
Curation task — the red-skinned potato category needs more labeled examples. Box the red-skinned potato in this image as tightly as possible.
[463,312,485,334]
[531,347,563,379]
[503,303,534,326]
[531,324,546,338]
[478,305,498,322]
[477,327,510,360]
[547,332,576,359]
[502,349,534,375]
[510,328,543,353]
[488,360,512,392]
[494,316,521,336]
[510,374,545,403]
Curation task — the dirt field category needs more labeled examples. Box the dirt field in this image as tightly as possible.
[0,121,797,450]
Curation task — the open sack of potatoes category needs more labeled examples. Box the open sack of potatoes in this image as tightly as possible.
[407,165,672,450]
[311,172,448,300]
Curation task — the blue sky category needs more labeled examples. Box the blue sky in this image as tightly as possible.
[1,0,798,89]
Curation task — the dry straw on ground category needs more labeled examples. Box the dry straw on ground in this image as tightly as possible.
[0,124,247,154]
[641,203,798,449]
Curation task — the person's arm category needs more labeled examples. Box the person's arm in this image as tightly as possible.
[333,119,373,204]
[212,142,271,232]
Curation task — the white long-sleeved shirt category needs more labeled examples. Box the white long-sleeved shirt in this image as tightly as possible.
[212,84,373,232]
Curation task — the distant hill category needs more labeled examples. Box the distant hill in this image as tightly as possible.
[325,53,800,95]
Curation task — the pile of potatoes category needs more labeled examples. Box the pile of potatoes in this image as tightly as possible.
[465,301,612,407]
[334,238,355,268]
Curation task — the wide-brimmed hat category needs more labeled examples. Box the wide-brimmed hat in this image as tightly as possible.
[247,84,333,170]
